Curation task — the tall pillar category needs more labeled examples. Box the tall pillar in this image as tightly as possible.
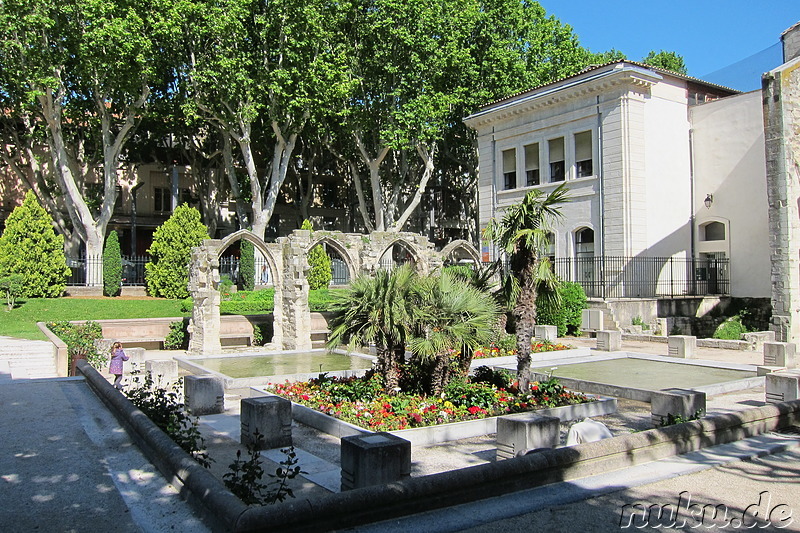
[187,242,222,355]
[281,232,312,351]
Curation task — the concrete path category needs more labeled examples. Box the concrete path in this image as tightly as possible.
[0,378,209,533]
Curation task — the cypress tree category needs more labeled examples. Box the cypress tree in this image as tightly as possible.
[240,238,255,291]
[103,230,122,296]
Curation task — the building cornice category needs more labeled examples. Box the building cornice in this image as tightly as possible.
[464,65,661,129]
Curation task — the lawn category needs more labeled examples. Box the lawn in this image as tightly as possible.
[0,297,187,341]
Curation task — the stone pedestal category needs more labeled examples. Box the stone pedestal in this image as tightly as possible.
[240,396,292,449]
[125,347,146,373]
[534,325,558,343]
[581,309,603,331]
[743,331,775,352]
[187,244,222,355]
[651,388,706,427]
[184,375,224,415]
[496,414,560,460]
[341,433,410,491]
[763,342,796,368]
[758,365,786,377]
[145,359,179,388]
[596,330,621,351]
[667,336,696,358]
[765,370,800,404]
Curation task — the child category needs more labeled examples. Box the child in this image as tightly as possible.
[109,342,129,390]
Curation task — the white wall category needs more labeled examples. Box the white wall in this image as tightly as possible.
[690,90,770,297]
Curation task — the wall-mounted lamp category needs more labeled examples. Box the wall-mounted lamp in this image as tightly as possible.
[704,194,713,209]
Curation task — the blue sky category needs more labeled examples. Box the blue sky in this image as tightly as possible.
[538,1,799,91]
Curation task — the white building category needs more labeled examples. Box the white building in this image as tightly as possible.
[464,60,771,302]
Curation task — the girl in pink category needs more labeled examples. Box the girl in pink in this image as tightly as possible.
[109,342,129,390]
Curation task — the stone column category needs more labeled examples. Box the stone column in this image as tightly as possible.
[650,388,706,427]
[280,232,312,351]
[667,335,696,358]
[534,325,558,343]
[763,341,797,368]
[184,375,224,415]
[240,396,292,449]
[596,330,621,351]
[764,56,800,344]
[496,414,560,459]
[187,242,222,355]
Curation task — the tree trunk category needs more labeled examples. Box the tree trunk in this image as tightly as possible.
[430,353,451,396]
[514,253,539,391]
[391,143,437,232]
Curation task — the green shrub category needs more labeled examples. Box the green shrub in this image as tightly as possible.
[47,320,106,373]
[537,281,588,336]
[471,366,513,390]
[302,220,332,290]
[308,288,347,312]
[0,191,70,297]
[224,433,303,505]
[145,205,209,299]
[180,297,193,313]
[713,314,748,340]
[0,273,24,311]
[164,320,188,349]
[240,239,255,291]
[125,371,211,467]
[103,231,122,297]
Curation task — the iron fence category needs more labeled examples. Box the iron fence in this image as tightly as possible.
[66,255,149,286]
[495,255,730,298]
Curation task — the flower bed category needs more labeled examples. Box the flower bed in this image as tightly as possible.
[473,340,573,360]
[267,373,593,432]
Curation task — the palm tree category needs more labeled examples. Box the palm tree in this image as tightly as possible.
[326,265,419,392]
[409,269,500,394]
[485,184,569,390]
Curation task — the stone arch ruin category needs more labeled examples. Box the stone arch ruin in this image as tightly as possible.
[187,230,479,354]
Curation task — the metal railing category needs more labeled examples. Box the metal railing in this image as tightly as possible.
[66,255,149,286]
[553,256,730,298]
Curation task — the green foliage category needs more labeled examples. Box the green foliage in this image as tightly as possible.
[0,273,24,311]
[713,314,748,340]
[223,432,304,506]
[641,50,688,75]
[471,366,513,390]
[0,191,70,298]
[164,320,188,350]
[631,316,650,330]
[47,321,106,372]
[659,409,704,427]
[125,371,212,468]
[443,379,498,410]
[308,288,346,312]
[537,281,587,337]
[103,231,123,297]
[145,206,209,299]
[302,221,332,290]
[240,239,255,291]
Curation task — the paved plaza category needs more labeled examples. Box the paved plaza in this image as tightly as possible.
[1,336,799,532]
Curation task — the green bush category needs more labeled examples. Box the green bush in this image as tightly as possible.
[471,366,513,390]
[47,320,106,373]
[164,320,188,349]
[0,273,24,311]
[302,220,332,290]
[240,239,255,291]
[145,205,209,299]
[308,288,347,312]
[537,281,588,336]
[713,314,748,340]
[0,191,70,297]
[103,231,122,297]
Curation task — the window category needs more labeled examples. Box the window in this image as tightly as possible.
[703,221,726,241]
[544,231,556,266]
[574,131,593,178]
[524,143,540,186]
[549,138,565,182]
[575,228,594,257]
[114,185,123,211]
[502,149,516,190]
[154,187,171,212]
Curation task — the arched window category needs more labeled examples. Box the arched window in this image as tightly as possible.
[702,221,726,241]
[575,228,594,258]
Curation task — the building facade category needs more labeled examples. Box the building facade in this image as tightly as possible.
[465,60,771,300]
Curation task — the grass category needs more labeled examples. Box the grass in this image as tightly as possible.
[0,297,188,341]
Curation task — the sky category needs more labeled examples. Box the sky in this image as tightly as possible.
[538,1,799,91]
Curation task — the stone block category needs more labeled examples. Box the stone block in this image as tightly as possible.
[125,347,146,373]
[596,330,621,351]
[743,331,775,352]
[145,359,178,387]
[650,388,706,427]
[581,309,603,331]
[765,370,800,404]
[757,365,785,376]
[763,342,796,368]
[341,432,410,491]
[667,336,696,358]
[240,396,292,449]
[534,325,558,343]
[184,375,224,415]
[496,414,560,460]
